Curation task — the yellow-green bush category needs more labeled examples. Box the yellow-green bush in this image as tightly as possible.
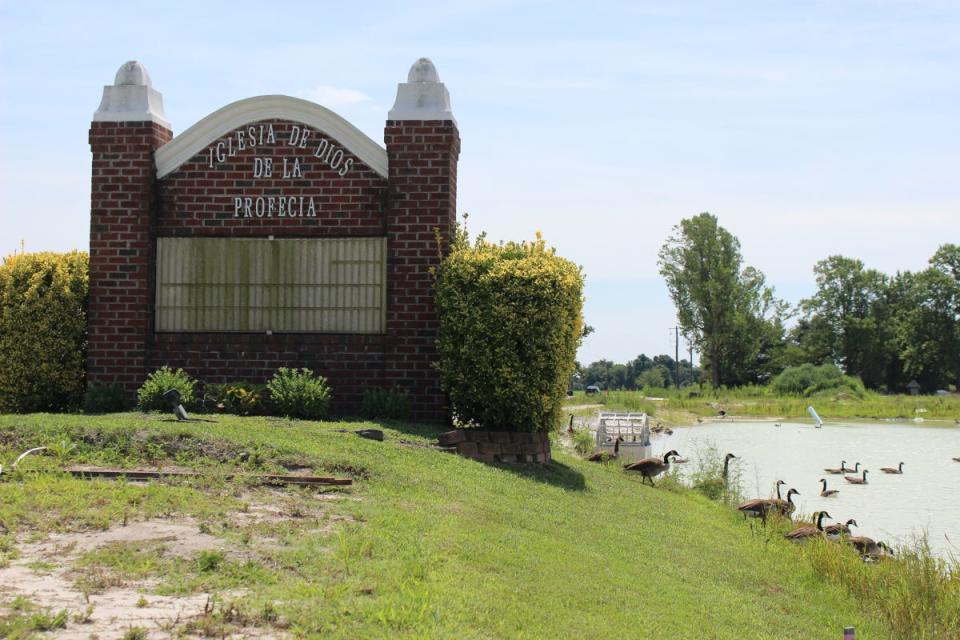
[435,232,583,431]
[0,251,88,412]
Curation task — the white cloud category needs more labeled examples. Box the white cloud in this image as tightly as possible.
[299,86,373,110]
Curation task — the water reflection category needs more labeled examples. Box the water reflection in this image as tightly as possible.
[667,420,960,558]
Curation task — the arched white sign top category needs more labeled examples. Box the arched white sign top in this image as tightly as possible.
[154,95,388,179]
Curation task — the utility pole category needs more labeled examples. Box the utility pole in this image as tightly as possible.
[673,325,680,389]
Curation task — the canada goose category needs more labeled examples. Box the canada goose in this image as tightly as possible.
[587,437,621,462]
[845,470,869,485]
[696,417,703,424]
[769,488,800,517]
[785,511,831,541]
[953,457,960,463]
[819,478,839,497]
[722,453,737,481]
[624,449,679,486]
[774,423,781,427]
[880,462,904,474]
[736,480,786,519]
[737,486,797,522]
[843,462,861,474]
[824,460,848,474]
[664,428,674,436]
[824,518,858,540]
[847,536,894,561]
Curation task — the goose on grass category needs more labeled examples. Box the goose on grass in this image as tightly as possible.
[586,437,621,463]
[784,511,831,542]
[623,449,680,486]
[824,518,858,540]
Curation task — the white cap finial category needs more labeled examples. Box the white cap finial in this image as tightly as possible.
[389,57,456,124]
[114,60,152,86]
[407,58,440,83]
[93,60,170,128]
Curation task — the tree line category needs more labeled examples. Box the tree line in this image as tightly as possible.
[574,354,702,391]
[656,213,959,393]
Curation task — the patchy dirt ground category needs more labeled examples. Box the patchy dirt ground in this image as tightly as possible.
[0,489,350,639]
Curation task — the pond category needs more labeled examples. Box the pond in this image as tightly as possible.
[666,419,960,558]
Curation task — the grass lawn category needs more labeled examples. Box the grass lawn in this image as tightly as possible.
[0,412,938,638]
[566,389,960,425]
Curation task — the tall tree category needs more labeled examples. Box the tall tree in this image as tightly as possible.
[799,256,892,388]
[658,213,779,387]
[894,263,960,391]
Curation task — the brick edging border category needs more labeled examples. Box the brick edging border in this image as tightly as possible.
[437,429,552,464]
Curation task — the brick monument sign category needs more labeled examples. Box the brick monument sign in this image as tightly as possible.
[88,58,460,421]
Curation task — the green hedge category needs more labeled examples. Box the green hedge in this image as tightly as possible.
[0,251,88,412]
[436,233,584,431]
[770,363,866,398]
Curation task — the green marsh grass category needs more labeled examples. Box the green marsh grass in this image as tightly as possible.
[566,387,960,422]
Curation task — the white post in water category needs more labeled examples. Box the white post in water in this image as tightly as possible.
[807,405,824,428]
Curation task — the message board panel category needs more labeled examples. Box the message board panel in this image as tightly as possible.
[156,237,386,333]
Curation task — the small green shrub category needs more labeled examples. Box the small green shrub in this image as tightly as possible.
[137,366,196,412]
[204,382,268,416]
[572,428,594,456]
[770,363,865,398]
[82,383,129,413]
[196,550,224,572]
[267,368,331,420]
[0,251,88,412]
[29,608,68,631]
[436,230,584,431]
[360,387,411,420]
[122,627,148,640]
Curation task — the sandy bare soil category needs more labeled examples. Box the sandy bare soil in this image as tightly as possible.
[0,493,338,639]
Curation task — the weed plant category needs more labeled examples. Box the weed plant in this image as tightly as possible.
[571,428,594,456]
[204,382,269,416]
[267,368,331,420]
[137,366,196,412]
[82,384,129,413]
[360,387,412,420]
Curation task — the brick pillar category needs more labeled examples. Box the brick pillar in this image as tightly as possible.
[385,58,460,423]
[87,61,172,394]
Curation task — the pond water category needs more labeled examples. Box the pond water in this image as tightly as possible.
[665,420,960,559]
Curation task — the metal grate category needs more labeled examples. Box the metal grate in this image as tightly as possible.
[155,237,386,333]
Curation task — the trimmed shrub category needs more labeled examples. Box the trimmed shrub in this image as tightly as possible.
[0,251,88,412]
[770,363,866,398]
[137,366,196,412]
[267,368,331,420]
[82,384,129,413]
[203,382,269,416]
[360,387,412,420]
[436,231,584,431]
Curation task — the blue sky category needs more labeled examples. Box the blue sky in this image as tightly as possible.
[1,1,957,364]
